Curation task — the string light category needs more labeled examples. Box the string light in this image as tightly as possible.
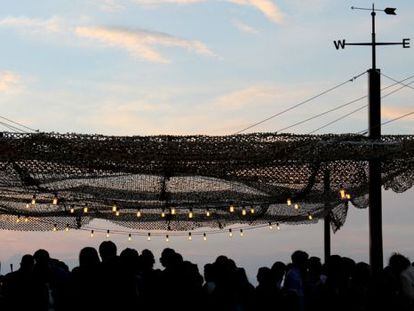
[242,207,247,216]
[287,198,292,206]
[147,232,151,241]
[276,223,280,230]
[128,234,132,241]
[229,204,235,213]
[112,204,117,212]
[90,230,94,237]
[106,230,110,238]
[308,213,313,220]
[26,203,30,209]
[70,205,75,214]
[340,189,346,199]
[206,209,211,217]
[250,207,255,214]
[53,224,57,232]
[188,232,192,240]
[269,222,273,230]
[24,217,28,223]
[83,205,88,213]
[229,229,233,237]
[31,195,36,205]
[52,195,58,205]
[203,233,207,241]
[294,204,300,210]
[240,229,244,237]
[166,235,169,242]
[188,208,193,219]
[65,224,69,232]
[161,209,166,218]
[115,211,120,216]
[346,193,351,200]
[171,207,176,215]
[136,210,142,218]
[16,215,21,223]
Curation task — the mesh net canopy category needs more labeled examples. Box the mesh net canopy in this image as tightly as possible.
[0,132,413,233]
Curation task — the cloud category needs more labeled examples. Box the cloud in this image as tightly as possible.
[0,16,215,63]
[75,26,216,63]
[228,0,283,24]
[0,16,63,34]
[232,19,259,34]
[382,107,414,120]
[132,0,284,24]
[0,71,21,93]
[98,0,125,12]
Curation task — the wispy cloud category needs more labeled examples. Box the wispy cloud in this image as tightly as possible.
[382,106,414,120]
[75,26,216,63]
[0,16,216,64]
[98,0,125,12]
[0,16,63,34]
[0,71,21,93]
[228,0,283,24]
[232,19,259,34]
[132,0,284,24]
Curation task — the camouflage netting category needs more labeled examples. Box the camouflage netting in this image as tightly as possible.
[0,132,413,233]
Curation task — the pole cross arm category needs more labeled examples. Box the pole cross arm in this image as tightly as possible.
[334,38,410,50]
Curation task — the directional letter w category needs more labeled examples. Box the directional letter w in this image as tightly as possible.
[334,40,346,50]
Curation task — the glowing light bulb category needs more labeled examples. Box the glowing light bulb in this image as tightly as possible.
[31,195,36,205]
[276,223,280,230]
[229,229,233,237]
[346,193,351,200]
[90,230,94,237]
[287,198,292,206]
[229,205,235,213]
[106,230,110,238]
[188,208,193,219]
[65,224,69,232]
[206,209,211,217]
[26,203,30,209]
[250,207,255,214]
[137,210,142,218]
[294,204,299,210]
[24,217,28,223]
[166,235,169,242]
[340,189,346,199]
[203,233,207,241]
[128,234,132,241]
[188,232,192,240]
[240,229,244,237]
[53,224,57,232]
[115,211,120,216]
[242,207,247,216]
[52,195,58,205]
[161,210,166,218]
[308,214,313,220]
[16,215,21,223]
[171,207,176,215]
[83,206,88,213]
[112,204,117,212]
[70,206,75,214]
[147,233,151,241]
[269,222,273,230]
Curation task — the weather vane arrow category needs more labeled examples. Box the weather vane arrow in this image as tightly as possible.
[333,5,410,70]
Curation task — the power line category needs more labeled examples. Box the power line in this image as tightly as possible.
[233,71,367,134]
[0,115,38,133]
[0,121,26,133]
[277,74,414,134]
[381,72,414,92]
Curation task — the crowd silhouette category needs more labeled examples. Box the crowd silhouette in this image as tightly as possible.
[0,242,414,311]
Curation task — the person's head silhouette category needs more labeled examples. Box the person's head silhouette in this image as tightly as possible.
[79,247,100,267]
[99,241,117,262]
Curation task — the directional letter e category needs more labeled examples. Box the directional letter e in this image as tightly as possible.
[403,38,410,48]
[334,39,346,50]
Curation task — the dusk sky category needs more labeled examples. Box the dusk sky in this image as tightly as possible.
[0,0,413,282]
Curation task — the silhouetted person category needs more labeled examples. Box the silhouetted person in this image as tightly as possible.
[271,261,286,289]
[256,267,280,310]
[69,247,100,311]
[284,250,309,311]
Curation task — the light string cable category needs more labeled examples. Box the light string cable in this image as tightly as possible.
[233,71,367,134]
[0,115,39,133]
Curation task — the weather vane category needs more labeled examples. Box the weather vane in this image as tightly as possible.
[333,4,410,70]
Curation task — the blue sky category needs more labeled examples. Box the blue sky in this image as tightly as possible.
[0,0,413,279]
